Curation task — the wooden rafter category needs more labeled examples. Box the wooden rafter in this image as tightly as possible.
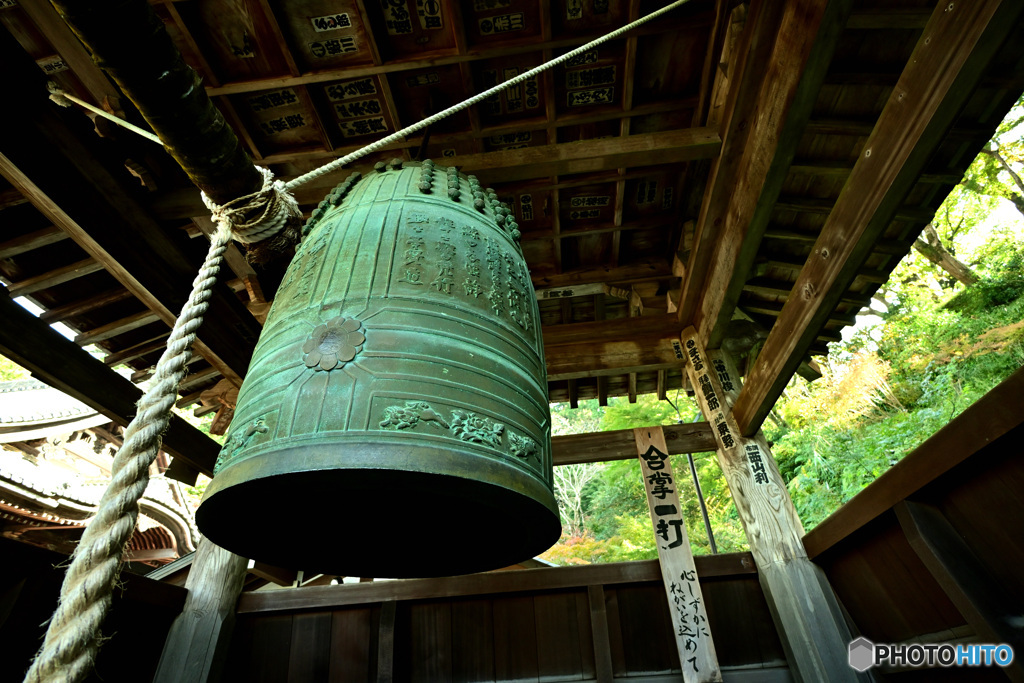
[695,0,854,348]
[732,0,1024,436]
[0,291,219,477]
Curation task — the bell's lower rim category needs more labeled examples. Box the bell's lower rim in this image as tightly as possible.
[196,439,562,578]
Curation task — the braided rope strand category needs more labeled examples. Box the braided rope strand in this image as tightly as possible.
[22,221,233,683]
[285,0,690,190]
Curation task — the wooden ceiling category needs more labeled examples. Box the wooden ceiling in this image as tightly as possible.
[1,0,1023,479]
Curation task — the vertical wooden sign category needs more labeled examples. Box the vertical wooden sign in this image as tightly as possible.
[634,426,722,683]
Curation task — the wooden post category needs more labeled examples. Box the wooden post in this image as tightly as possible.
[680,328,868,682]
[634,426,722,683]
[152,539,249,683]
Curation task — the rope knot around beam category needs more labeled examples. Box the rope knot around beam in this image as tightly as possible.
[201,166,302,244]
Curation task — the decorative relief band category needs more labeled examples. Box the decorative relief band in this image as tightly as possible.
[379,400,541,463]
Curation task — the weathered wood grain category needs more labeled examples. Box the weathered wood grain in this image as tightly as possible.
[635,426,722,682]
[683,334,862,682]
[153,540,249,683]
[732,0,1024,436]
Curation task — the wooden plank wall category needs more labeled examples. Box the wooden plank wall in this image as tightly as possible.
[1,537,188,683]
[805,367,1024,681]
[224,554,791,682]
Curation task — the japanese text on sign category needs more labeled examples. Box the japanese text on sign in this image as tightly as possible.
[684,339,704,371]
[504,67,524,112]
[713,414,735,449]
[567,87,614,107]
[311,13,352,32]
[416,0,443,29]
[479,12,525,35]
[712,358,735,393]
[326,78,377,101]
[335,99,383,119]
[248,88,298,112]
[635,179,658,205]
[697,373,720,411]
[309,37,358,57]
[489,132,532,147]
[669,574,712,672]
[406,72,440,87]
[565,49,598,67]
[569,195,611,208]
[338,116,388,138]
[745,444,769,484]
[566,65,616,90]
[520,194,534,221]
[382,0,413,34]
[473,0,510,10]
[259,114,306,136]
[37,56,68,74]
[569,208,601,220]
[567,0,582,20]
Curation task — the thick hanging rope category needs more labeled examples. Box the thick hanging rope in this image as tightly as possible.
[22,222,233,683]
[25,2,689,681]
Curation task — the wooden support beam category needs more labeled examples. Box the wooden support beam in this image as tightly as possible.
[153,539,249,683]
[536,262,674,292]
[237,553,757,614]
[545,329,683,381]
[587,586,615,683]
[103,333,171,367]
[74,310,162,346]
[543,314,684,347]
[895,499,1024,679]
[0,226,69,259]
[732,0,1024,436]
[151,127,718,220]
[762,228,912,256]
[38,288,134,324]
[247,560,298,587]
[5,258,105,297]
[377,600,397,683]
[0,291,220,476]
[535,282,630,301]
[688,0,854,350]
[634,426,722,682]
[15,0,122,105]
[459,127,720,184]
[0,38,258,386]
[552,422,717,466]
[681,331,861,682]
[675,0,785,326]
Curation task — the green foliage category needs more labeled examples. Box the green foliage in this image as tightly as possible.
[0,355,30,382]
[541,97,1024,563]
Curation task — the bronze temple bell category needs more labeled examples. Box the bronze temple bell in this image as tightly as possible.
[196,160,561,577]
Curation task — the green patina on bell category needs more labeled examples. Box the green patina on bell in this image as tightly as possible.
[196,160,561,577]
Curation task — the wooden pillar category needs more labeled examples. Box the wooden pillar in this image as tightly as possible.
[634,426,722,682]
[680,327,868,682]
[152,539,249,683]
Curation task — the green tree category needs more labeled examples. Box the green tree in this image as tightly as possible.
[0,355,30,381]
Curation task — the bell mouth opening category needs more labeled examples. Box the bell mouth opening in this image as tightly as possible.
[197,466,562,579]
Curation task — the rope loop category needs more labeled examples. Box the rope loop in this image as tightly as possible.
[201,166,302,244]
